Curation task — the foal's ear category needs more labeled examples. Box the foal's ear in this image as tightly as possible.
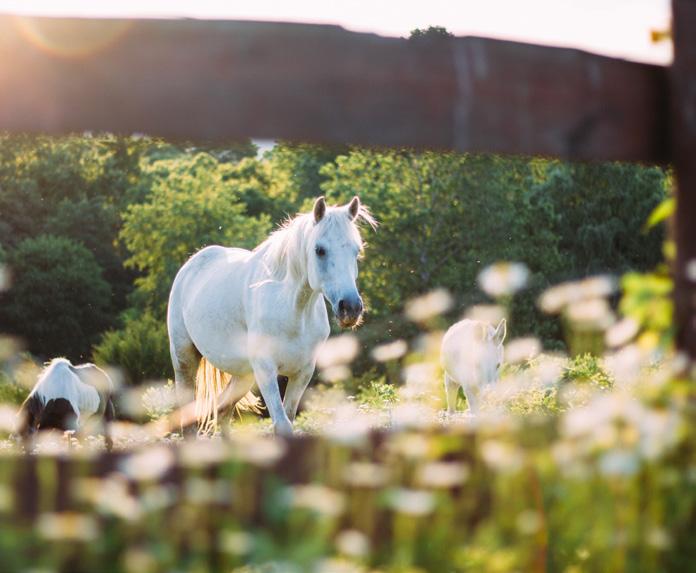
[348,196,361,220]
[492,318,507,346]
[313,196,327,223]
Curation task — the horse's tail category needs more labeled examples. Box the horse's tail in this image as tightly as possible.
[194,357,263,434]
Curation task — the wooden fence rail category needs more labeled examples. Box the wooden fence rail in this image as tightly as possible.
[0,15,668,162]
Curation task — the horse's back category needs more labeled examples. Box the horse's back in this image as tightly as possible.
[33,359,101,419]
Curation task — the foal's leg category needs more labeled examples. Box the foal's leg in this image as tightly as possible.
[444,373,460,414]
[283,366,314,422]
[462,382,481,414]
[251,359,293,436]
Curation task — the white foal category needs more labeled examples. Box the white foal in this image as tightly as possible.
[440,318,506,413]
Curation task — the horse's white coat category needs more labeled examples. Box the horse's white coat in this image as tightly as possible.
[440,318,506,413]
[29,358,106,423]
[168,197,375,435]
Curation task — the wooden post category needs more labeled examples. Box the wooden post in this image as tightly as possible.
[672,0,696,364]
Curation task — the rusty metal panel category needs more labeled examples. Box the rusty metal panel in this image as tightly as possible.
[0,15,668,162]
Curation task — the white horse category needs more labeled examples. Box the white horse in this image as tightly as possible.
[440,318,506,413]
[167,196,375,435]
[17,358,116,448]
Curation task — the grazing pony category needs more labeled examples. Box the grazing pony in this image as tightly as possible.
[441,318,507,413]
[17,358,116,448]
[167,196,375,435]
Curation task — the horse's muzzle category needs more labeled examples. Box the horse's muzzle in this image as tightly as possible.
[337,296,363,328]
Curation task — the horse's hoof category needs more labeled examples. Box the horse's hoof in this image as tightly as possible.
[273,421,294,437]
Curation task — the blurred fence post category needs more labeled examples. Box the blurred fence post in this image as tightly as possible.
[672,0,696,364]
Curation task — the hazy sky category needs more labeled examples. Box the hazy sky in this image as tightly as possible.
[0,0,672,64]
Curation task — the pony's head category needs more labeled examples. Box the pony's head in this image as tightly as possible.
[480,318,507,384]
[307,196,375,328]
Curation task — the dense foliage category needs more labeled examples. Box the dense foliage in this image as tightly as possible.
[0,135,666,381]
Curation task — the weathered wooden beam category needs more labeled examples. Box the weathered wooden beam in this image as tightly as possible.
[672,0,696,362]
[0,15,668,162]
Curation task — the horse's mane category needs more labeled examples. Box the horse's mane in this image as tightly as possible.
[255,203,376,281]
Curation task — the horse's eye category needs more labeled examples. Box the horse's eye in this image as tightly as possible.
[315,246,326,257]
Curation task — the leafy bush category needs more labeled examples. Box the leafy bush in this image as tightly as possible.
[0,371,27,405]
[93,312,172,384]
[356,378,399,408]
[561,353,614,389]
[0,235,112,361]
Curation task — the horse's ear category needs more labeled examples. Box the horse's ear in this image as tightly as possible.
[313,196,326,223]
[492,318,507,346]
[348,196,361,220]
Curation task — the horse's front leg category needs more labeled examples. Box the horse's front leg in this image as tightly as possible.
[251,359,293,436]
[283,366,315,422]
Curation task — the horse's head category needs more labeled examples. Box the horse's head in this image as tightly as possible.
[306,196,375,328]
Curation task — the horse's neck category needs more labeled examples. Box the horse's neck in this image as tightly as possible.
[285,273,323,316]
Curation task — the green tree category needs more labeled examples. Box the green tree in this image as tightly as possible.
[120,152,272,315]
[321,150,666,350]
[0,235,112,360]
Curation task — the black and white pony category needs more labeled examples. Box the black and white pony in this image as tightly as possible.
[17,358,116,449]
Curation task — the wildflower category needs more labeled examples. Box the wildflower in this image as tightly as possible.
[599,449,639,476]
[87,475,141,521]
[343,462,389,488]
[605,317,640,348]
[120,445,174,481]
[123,548,158,573]
[565,298,614,331]
[516,510,542,534]
[646,527,672,550]
[478,262,529,298]
[465,304,507,324]
[180,437,229,467]
[287,484,345,517]
[317,335,360,369]
[480,440,524,472]
[417,462,469,488]
[405,289,453,322]
[231,434,286,467]
[141,381,178,420]
[325,404,371,446]
[371,339,408,362]
[320,365,352,383]
[335,529,370,558]
[387,488,435,516]
[391,403,437,430]
[185,477,229,505]
[221,530,254,555]
[504,337,542,364]
[37,512,98,542]
[0,405,17,434]
[539,276,616,314]
[315,559,366,573]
